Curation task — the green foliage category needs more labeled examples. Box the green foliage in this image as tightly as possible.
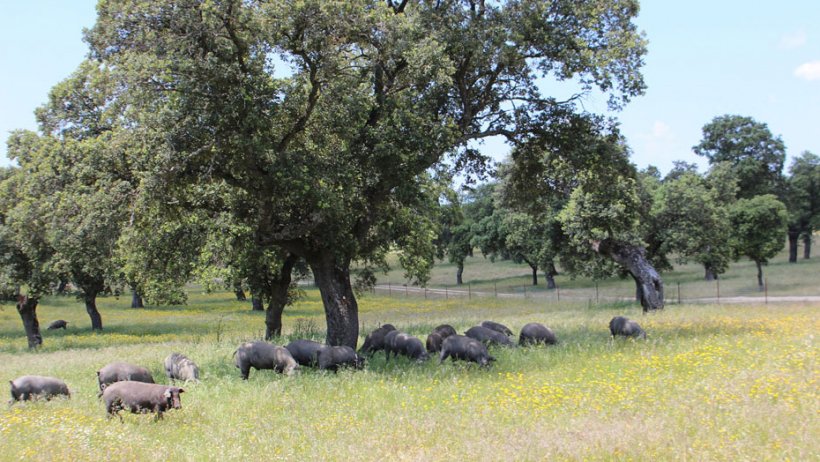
[693,115,786,198]
[78,0,648,340]
[730,195,788,265]
[784,151,820,233]
[653,170,734,277]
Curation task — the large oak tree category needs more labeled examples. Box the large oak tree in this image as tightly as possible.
[84,0,647,345]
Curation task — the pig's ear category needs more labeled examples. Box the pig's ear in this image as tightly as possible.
[178,388,185,394]
[8,381,14,389]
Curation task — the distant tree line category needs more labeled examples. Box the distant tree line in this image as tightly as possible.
[437,114,816,293]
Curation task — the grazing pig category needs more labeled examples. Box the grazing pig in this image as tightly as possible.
[426,332,444,353]
[438,335,495,367]
[285,339,326,367]
[385,332,429,362]
[465,326,515,347]
[317,346,365,372]
[359,324,397,356]
[164,353,200,382]
[432,324,457,339]
[519,323,558,346]
[481,320,513,337]
[97,362,155,394]
[9,375,70,404]
[234,341,299,379]
[102,381,184,421]
[47,320,68,330]
[609,316,647,339]
[383,330,400,356]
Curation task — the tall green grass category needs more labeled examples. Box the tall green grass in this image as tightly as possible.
[0,290,817,460]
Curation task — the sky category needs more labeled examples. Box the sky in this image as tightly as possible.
[1,1,818,174]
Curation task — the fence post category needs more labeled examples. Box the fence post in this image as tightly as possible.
[716,279,720,304]
[765,278,768,304]
[405,285,408,297]
[556,284,560,301]
[468,284,471,300]
[677,282,681,304]
[494,282,497,298]
[388,281,391,297]
[445,286,448,300]
[424,288,428,300]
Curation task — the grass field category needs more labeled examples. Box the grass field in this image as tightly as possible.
[0,285,817,460]
[379,243,820,302]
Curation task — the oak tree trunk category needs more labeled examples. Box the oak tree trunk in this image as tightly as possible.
[530,264,538,286]
[456,261,464,285]
[787,226,800,263]
[704,265,718,281]
[594,239,664,312]
[131,288,144,308]
[251,296,264,311]
[234,283,247,301]
[264,256,297,340]
[16,295,42,349]
[545,262,558,290]
[308,253,359,348]
[803,232,812,259]
[85,293,103,330]
[756,260,764,289]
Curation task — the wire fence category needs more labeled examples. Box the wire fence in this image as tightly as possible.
[368,277,820,306]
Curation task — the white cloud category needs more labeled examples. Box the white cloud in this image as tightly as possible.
[651,121,672,138]
[794,61,820,81]
[779,30,807,49]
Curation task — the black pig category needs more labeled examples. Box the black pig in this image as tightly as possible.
[97,362,155,394]
[465,325,515,347]
[609,316,647,339]
[317,346,365,372]
[234,341,299,379]
[439,335,495,367]
[9,375,70,404]
[47,320,68,330]
[519,323,558,346]
[285,339,326,367]
[481,320,513,336]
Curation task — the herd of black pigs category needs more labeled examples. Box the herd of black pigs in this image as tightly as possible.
[8,316,647,420]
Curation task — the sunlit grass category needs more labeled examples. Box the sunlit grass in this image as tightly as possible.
[0,290,817,460]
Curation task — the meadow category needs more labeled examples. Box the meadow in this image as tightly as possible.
[1,280,817,461]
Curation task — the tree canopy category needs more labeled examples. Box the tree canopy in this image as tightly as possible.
[693,115,786,198]
[76,0,647,345]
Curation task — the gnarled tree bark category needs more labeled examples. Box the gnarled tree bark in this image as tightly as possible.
[16,295,42,349]
[84,293,104,330]
[545,261,558,289]
[803,232,812,259]
[308,253,359,348]
[593,239,664,312]
[264,254,298,340]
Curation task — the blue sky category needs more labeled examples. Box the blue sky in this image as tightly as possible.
[1,1,817,174]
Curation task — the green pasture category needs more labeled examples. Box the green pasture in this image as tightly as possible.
[0,287,817,461]
[380,244,820,301]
